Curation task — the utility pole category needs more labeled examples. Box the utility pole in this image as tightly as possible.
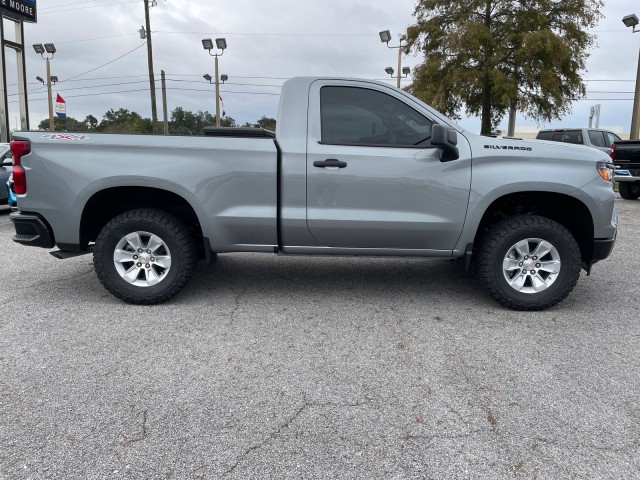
[143,0,158,131]
[161,70,168,134]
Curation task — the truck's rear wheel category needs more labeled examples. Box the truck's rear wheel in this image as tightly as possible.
[94,209,197,304]
[477,215,581,311]
[618,182,640,200]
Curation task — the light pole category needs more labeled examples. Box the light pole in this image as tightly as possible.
[379,30,406,88]
[384,66,410,83]
[623,14,640,139]
[33,43,56,132]
[202,38,227,127]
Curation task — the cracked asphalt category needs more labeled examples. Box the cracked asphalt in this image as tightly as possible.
[1,197,639,479]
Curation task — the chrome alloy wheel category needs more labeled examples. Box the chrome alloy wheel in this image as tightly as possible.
[502,238,561,294]
[113,231,172,287]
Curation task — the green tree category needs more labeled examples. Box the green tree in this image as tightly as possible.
[98,108,152,133]
[37,116,88,131]
[169,107,237,134]
[219,116,237,128]
[254,116,277,132]
[84,115,99,131]
[240,116,277,131]
[405,0,603,134]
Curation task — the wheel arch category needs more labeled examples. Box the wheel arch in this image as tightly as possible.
[472,191,595,263]
[80,186,206,257]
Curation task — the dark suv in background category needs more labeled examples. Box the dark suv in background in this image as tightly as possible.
[536,128,622,155]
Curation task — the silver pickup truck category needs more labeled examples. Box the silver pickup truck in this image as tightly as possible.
[9,77,617,310]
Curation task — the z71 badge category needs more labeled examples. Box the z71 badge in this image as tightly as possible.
[41,134,89,141]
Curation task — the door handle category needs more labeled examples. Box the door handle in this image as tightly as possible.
[313,159,347,168]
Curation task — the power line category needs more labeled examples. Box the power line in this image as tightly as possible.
[579,98,633,101]
[154,31,377,37]
[9,80,152,97]
[55,33,140,45]
[17,87,281,103]
[39,1,139,14]
[62,43,146,82]
[166,79,282,88]
[38,0,115,10]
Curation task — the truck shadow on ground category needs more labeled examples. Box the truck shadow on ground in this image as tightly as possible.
[180,253,488,308]
[14,251,490,309]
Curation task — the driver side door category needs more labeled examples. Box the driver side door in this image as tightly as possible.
[305,81,471,251]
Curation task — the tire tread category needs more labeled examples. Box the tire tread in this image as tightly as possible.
[93,209,197,304]
[477,215,581,311]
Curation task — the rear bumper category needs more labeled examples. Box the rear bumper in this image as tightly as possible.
[10,211,55,248]
[614,167,640,182]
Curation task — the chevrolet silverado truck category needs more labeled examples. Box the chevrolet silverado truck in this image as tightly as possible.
[9,77,617,310]
[611,140,640,200]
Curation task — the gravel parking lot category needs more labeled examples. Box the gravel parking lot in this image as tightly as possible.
[0,198,638,479]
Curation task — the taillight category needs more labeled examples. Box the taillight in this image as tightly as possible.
[610,143,615,160]
[10,140,30,195]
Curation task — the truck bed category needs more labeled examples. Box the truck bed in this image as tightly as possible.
[10,131,280,252]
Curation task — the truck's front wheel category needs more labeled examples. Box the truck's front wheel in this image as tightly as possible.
[477,215,581,311]
[618,182,640,200]
[94,209,197,304]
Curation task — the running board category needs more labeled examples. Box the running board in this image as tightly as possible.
[49,249,91,259]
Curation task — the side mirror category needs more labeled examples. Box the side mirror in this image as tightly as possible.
[431,124,459,161]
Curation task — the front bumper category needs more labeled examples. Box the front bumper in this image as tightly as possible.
[10,211,55,248]
[591,236,616,264]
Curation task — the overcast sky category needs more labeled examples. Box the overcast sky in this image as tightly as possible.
[2,0,637,134]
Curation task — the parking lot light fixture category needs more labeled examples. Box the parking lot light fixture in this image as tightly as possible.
[202,37,228,127]
[203,73,212,82]
[33,42,57,132]
[624,13,640,139]
[35,76,44,84]
[379,30,392,44]
[378,30,407,88]
[220,74,228,83]
[385,65,410,82]
[201,38,214,51]
[215,38,227,50]
[623,14,639,31]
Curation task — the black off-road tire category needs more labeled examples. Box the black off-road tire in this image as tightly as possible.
[93,209,197,304]
[477,215,581,311]
[618,182,640,200]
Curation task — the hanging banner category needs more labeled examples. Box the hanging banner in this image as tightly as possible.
[1,0,38,23]
[220,95,225,117]
[55,93,66,118]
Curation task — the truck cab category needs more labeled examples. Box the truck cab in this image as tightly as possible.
[536,128,622,155]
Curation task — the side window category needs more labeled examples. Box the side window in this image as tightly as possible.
[607,132,621,145]
[536,131,553,140]
[320,86,433,147]
[552,131,582,144]
[588,130,606,147]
